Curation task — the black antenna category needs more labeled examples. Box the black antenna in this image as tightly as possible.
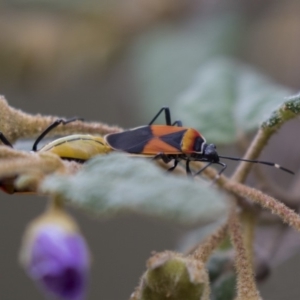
[32,117,84,151]
[218,155,294,175]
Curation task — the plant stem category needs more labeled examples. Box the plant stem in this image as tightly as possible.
[0,96,122,143]
[194,166,300,233]
[192,222,228,263]
[240,209,257,265]
[225,181,300,231]
[228,206,261,300]
[231,128,273,183]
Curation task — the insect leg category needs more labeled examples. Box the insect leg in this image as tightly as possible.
[153,152,173,164]
[186,159,193,176]
[148,107,172,125]
[172,120,183,127]
[167,159,179,172]
[194,162,213,176]
[210,162,227,184]
[32,117,84,151]
[0,132,13,147]
[216,162,227,177]
[153,153,180,172]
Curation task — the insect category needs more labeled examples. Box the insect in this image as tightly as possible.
[0,118,112,161]
[0,118,112,193]
[104,107,294,177]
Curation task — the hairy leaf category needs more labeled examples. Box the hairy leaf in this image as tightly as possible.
[261,93,300,129]
[41,153,229,225]
[174,58,293,144]
[129,14,243,124]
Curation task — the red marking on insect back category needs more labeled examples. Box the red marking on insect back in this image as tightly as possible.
[150,125,188,137]
[181,128,205,153]
[143,138,182,154]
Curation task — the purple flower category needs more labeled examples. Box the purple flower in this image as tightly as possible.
[23,225,89,300]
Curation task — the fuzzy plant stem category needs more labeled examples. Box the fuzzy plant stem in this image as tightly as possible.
[198,155,300,299]
[229,128,272,299]
[0,151,65,178]
[191,222,228,263]
[49,195,65,211]
[228,206,261,300]
[0,96,122,143]
[232,95,300,183]
[195,166,300,233]
[226,181,300,231]
[231,128,273,183]
[240,210,257,265]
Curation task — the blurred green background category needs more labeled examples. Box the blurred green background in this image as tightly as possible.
[1,1,300,299]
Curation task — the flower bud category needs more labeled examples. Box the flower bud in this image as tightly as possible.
[20,208,90,300]
[132,251,210,300]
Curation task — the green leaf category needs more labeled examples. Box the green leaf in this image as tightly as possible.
[129,14,243,123]
[41,153,229,225]
[173,58,293,144]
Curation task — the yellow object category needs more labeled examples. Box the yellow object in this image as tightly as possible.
[39,134,112,161]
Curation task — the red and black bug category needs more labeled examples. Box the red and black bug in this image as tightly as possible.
[104,107,294,177]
